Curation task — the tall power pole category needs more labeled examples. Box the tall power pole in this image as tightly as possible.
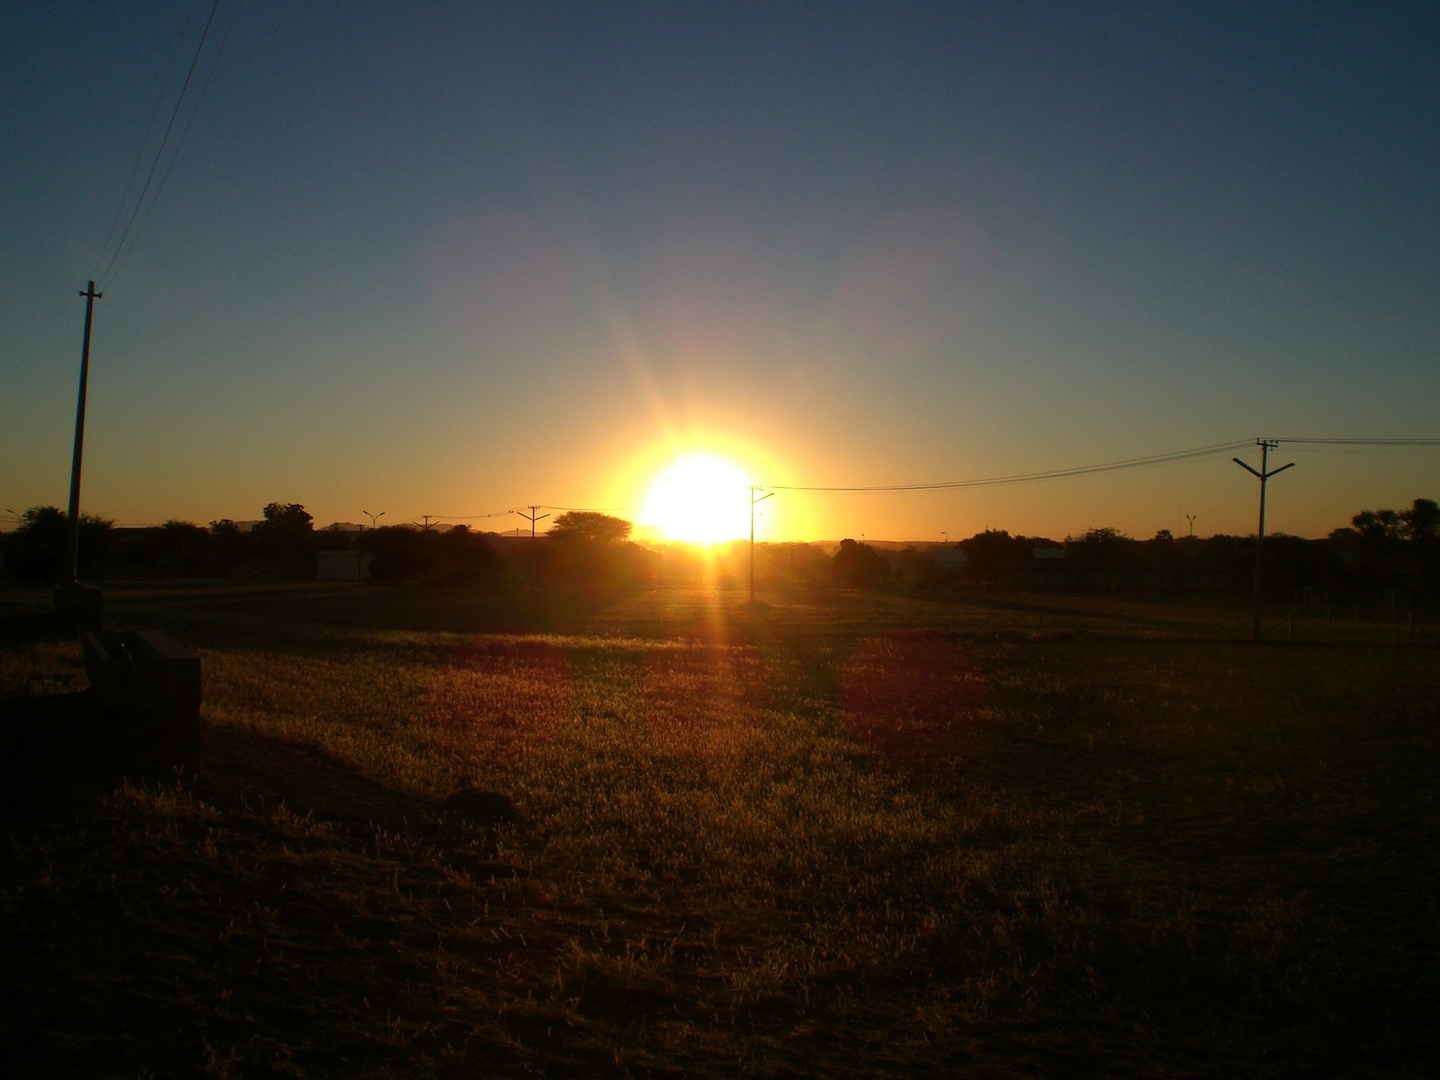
[1234,440,1294,642]
[65,281,103,584]
[749,486,772,603]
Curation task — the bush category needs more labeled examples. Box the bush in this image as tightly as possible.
[832,538,889,588]
[365,526,436,581]
[3,506,113,580]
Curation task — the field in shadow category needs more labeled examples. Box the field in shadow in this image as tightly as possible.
[2,580,1436,1077]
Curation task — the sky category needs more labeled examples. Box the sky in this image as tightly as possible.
[3,1,1438,542]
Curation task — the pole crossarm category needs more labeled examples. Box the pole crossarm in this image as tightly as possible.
[514,506,550,538]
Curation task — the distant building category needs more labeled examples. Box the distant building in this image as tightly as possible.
[316,550,374,581]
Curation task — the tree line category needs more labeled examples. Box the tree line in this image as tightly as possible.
[0,504,656,590]
[3,497,1436,598]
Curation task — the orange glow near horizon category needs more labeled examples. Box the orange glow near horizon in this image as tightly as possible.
[642,454,753,543]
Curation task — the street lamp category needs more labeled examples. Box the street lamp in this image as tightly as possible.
[362,510,385,530]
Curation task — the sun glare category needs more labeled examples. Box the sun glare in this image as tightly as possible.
[645,454,752,543]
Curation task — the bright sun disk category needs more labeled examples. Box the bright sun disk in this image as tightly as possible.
[646,454,752,543]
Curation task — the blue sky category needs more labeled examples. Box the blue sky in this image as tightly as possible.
[3,2,1438,540]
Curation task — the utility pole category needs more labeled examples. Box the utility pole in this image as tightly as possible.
[1234,440,1294,642]
[515,505,549,538]
[65,281,103,584]
[749,486,772,603]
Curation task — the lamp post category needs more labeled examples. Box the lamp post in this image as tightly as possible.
[362,510,385,530]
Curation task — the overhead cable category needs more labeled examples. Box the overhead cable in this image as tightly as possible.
[1270,437,1440,446]
[764,439,1256,493]
[97,0,224,288]
[108,0,246,286]
[92,0,199,281]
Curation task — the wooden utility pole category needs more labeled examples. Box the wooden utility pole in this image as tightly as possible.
[1234,440,1294,642]
[749,486,772,603]
[65,281,103,583]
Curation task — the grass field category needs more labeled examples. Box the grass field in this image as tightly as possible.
[2,578,1437,1078]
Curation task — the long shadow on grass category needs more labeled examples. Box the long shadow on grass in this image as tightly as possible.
[201,726,435,832]
[0,690,172,828]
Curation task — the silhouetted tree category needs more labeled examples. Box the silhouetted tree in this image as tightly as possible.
[440,524,498,582]
[209,519,251,569]
[3,506,113,580]
[1346,497,1440,593]
[251,502,314,571]
[1352,508,1404,541]
[317,523,357,551]
[365,525,435,580]
[547,512,633,544]
[539,512,654,588]
[959,529,1023,582]
[832,538,889,587]
[1065,527,1130,555]
[1402,498,1439,541]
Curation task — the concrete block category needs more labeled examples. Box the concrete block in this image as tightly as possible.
[82,630,200,775]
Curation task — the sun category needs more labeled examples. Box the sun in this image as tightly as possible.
[645,454,752,543]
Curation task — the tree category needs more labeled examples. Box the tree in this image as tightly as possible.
[160,520,211,562]
[440,524,498,582]
[209,519,251,569]
[1352,508,1403,541]
[536,512,654,589]
[1065,527,1130,553]
[365,525,435,580]
[251,502,315,571]
[832,538,889,587]
[3,505,113,580]
[958,529,1025,583]
[547,512,632,544]
[1401,498,1439,541]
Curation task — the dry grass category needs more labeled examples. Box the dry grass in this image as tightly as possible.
[1,580,1437,1077]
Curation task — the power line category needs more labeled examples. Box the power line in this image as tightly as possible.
[97,0,224,288]
[92,0,199,281]
[764,439,1255,493]
[107,0,246,287]
[1270,437,1440,446]
[424,511,515,521]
